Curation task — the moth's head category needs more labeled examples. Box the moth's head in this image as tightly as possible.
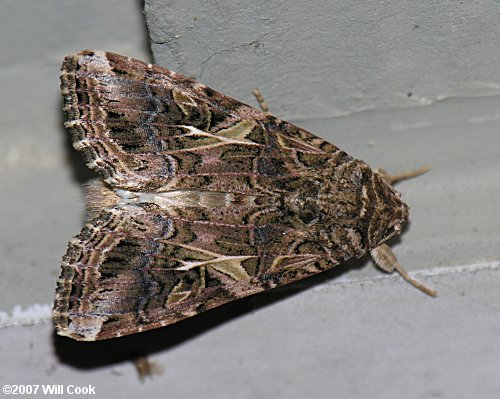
[366,172,409,249]
[318,160,409,251]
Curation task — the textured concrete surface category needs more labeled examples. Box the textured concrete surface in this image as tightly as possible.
[1,1,500,398]
[0,0,150,311]
[145,0,500,120]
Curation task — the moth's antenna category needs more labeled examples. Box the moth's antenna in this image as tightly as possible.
[253,88,269,113]
[375,165,431,185]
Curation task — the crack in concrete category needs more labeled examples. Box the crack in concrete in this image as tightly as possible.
[199,33,268,78]
[151,34,179,46]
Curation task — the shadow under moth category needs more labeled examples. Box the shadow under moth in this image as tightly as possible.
[54,50,436,341]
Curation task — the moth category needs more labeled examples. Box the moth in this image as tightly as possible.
[54,50,436,341]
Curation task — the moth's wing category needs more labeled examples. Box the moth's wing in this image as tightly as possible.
[57,51,355,341]
[53,208,325,341]
[61,50,347,192]
[62,51,179,190]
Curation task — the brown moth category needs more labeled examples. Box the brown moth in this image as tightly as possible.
[54,50,435,341]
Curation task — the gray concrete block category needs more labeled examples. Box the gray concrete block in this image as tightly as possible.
[145,0,500,119]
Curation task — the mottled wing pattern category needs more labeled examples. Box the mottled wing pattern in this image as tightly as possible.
[53,207,324,340]
[61,50,341,192]
[55,50,407,340]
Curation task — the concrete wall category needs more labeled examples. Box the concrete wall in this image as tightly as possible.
[146,0,500,119]
[0,0,150,312]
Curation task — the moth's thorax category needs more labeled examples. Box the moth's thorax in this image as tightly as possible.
[314,160,409,250]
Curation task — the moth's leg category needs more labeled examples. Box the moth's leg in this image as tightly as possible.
[252,88,269,113]
[375,164,430,186]
[371,244,437,297]
[133,356,163,382]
